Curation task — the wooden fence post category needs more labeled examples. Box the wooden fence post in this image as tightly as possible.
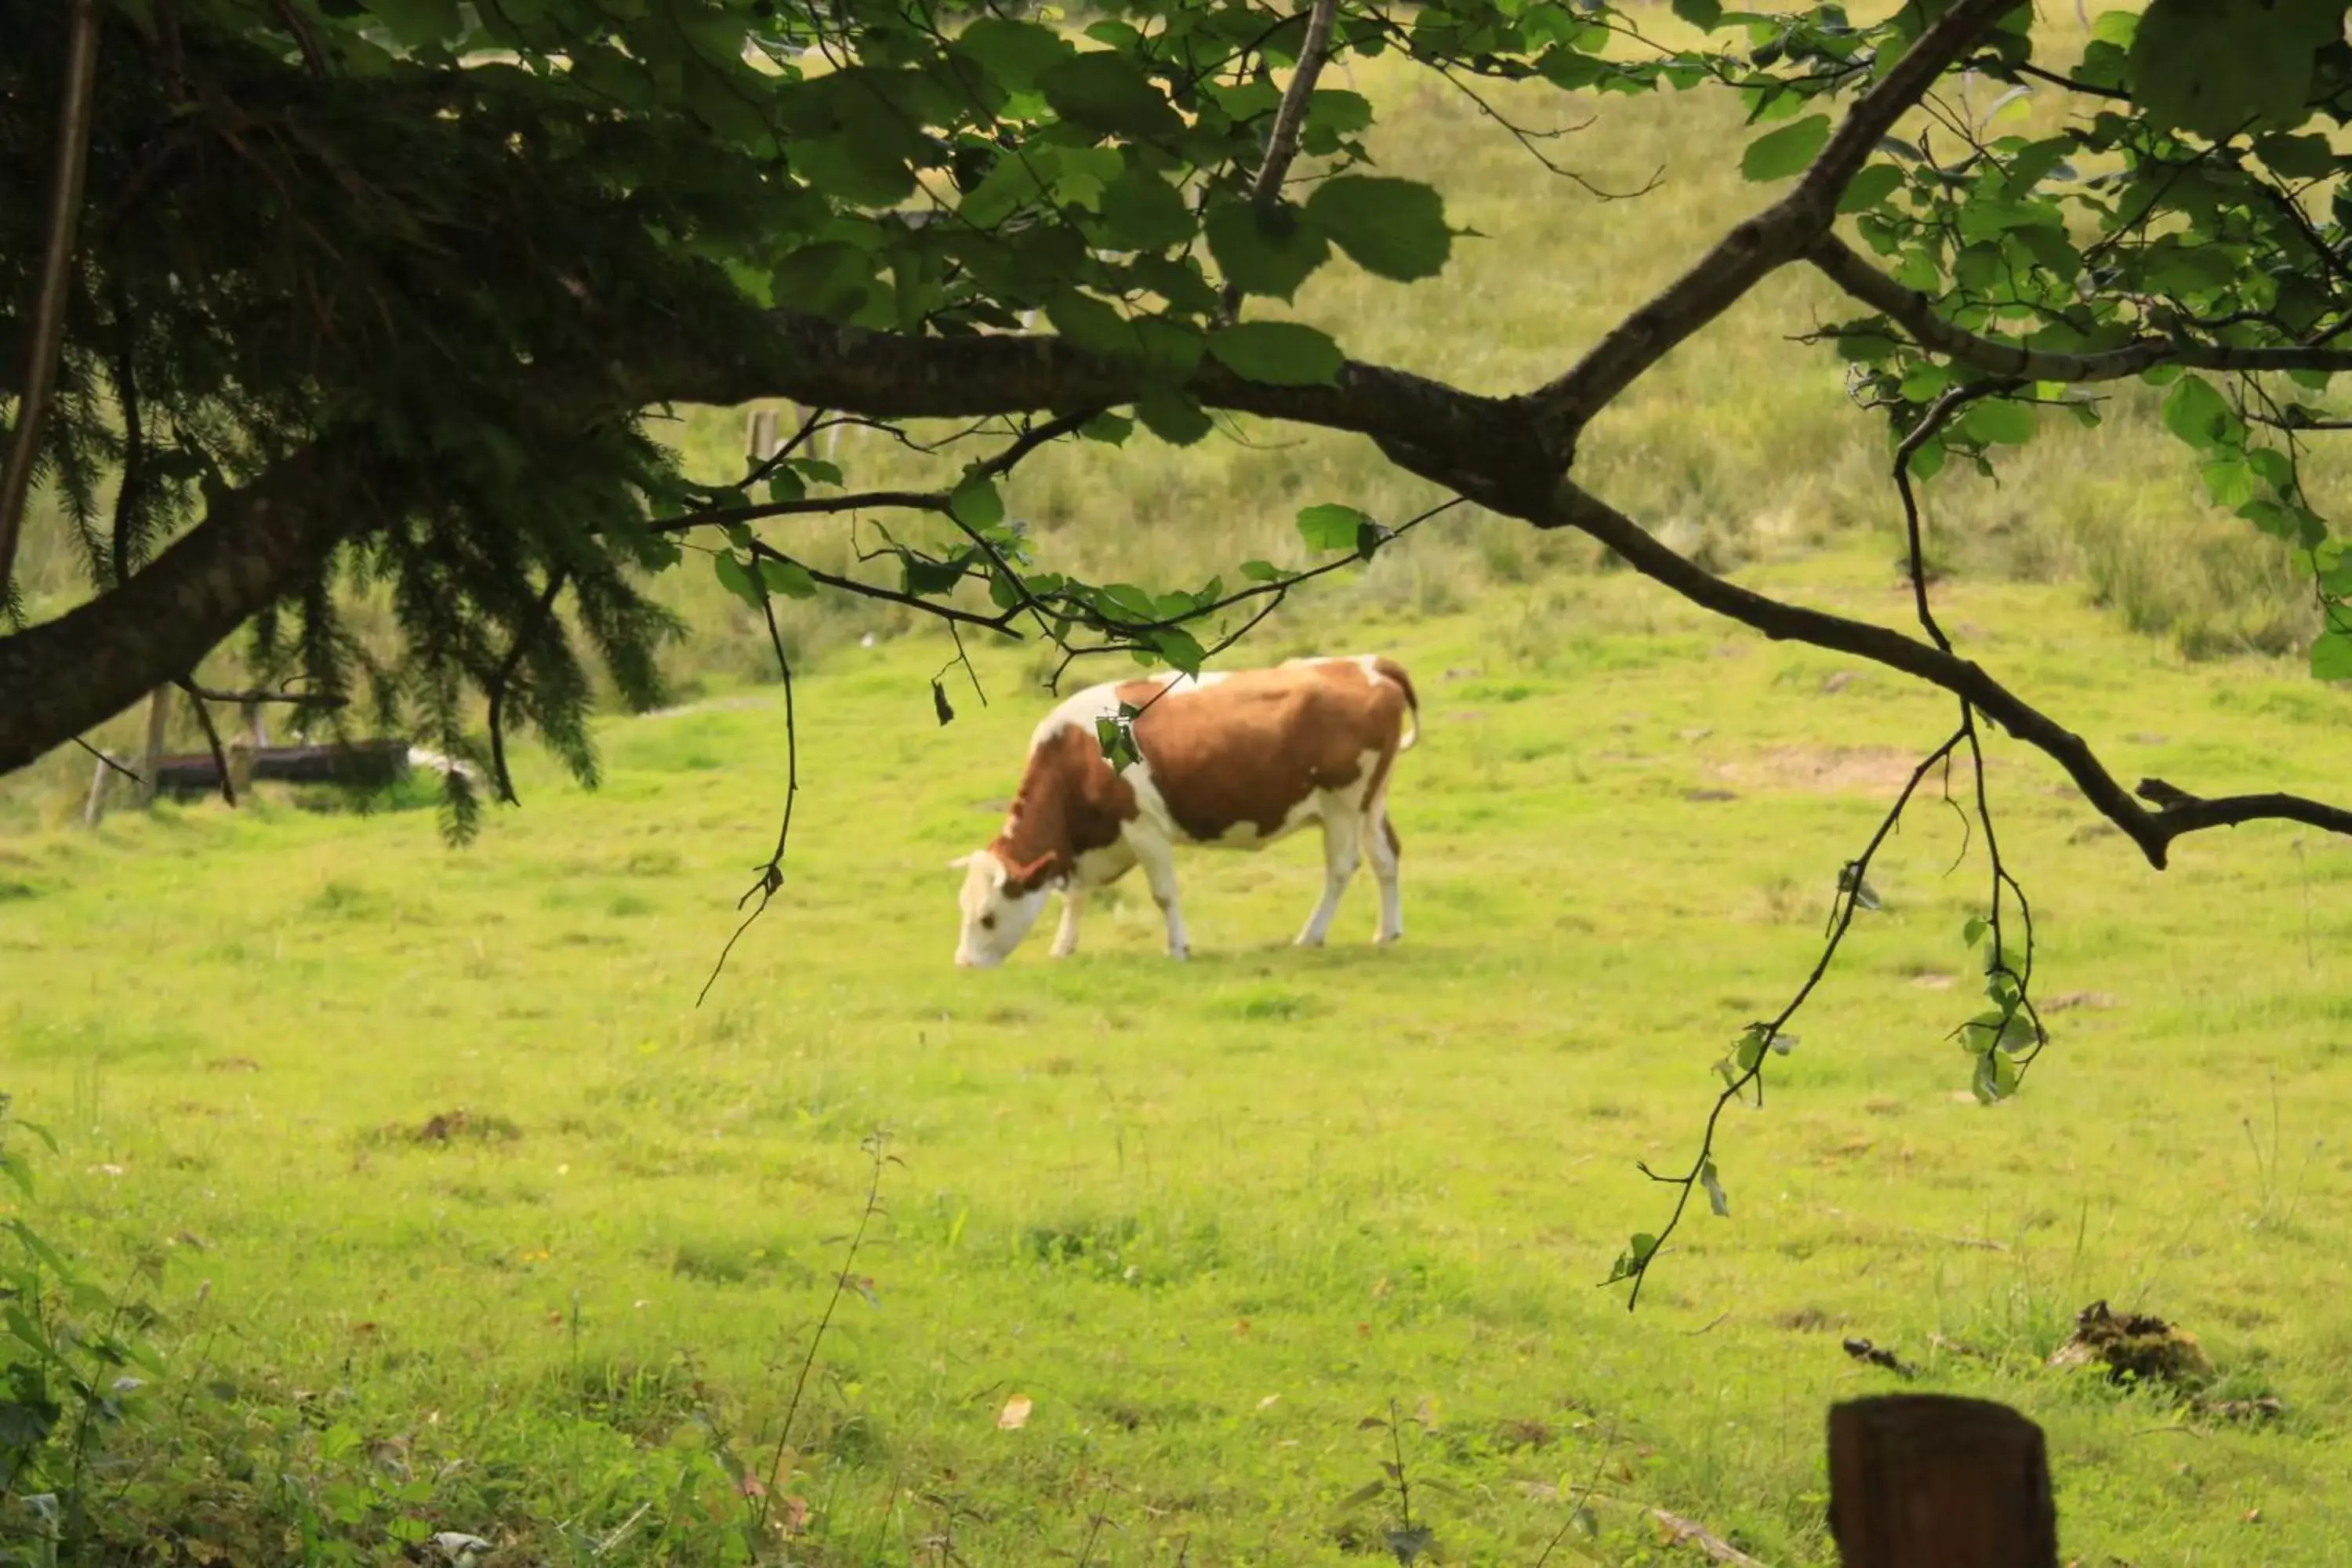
[745,406,779,464]
[82,750,113,826]
[135,685,169,807]
[1828,1396,2056,1568]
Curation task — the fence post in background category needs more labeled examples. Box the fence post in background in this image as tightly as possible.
[226,697,259,801]
[1828,1396,2057,1568]
[82,750,113,826]
[135,685,169,807]
[745,406,779,465]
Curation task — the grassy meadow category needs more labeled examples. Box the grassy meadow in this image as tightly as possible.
[10,553,2352,1565]
[14,2,2352,1563]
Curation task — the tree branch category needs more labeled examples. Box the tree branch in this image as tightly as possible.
[0,0,105,602]
[1221,0,1339,320]
[1532,477,2352,869]
[1528,0,2026,448]
[1808,232,2352,381]
[0,437,382,775]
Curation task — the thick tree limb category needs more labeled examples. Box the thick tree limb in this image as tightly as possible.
[0,0,105,601]
[0,438,380,774]
[1809,232,2352,381]
[1529,0,2026,448]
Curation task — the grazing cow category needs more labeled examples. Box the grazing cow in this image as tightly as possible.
[950,655,1419,967]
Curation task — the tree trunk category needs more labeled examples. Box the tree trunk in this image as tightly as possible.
[1827,1396,2057,1568]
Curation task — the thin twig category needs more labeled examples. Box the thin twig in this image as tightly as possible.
[71,735,139,783]
[1623,725,1966,1308]
[1220,0,1339,321]
[753,1132,891,1538]
[485,568,570,805]
[698,593,799,1007]
[1893,380,2018,654]
[1532,1421,1616,1568]
[172,681,238,808]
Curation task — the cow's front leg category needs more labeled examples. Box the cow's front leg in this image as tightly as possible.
[1130,833,1189,959]
[1050,887,1084,958]
[1297,804,1363,948]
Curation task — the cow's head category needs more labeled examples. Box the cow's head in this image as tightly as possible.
[950,848,1057,967]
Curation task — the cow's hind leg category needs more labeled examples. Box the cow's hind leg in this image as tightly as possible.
[1367,806,1403,945]
[1296,800,1362,948]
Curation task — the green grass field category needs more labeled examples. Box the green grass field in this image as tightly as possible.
[9,545,2352,1564]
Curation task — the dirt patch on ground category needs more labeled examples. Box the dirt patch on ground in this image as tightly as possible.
[1704,746,1923,794]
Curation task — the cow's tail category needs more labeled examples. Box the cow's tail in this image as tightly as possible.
[1375,656,1421,752]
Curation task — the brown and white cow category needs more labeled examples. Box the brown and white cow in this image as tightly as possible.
[950,655,1419,967]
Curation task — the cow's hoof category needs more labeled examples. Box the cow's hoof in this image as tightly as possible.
[1374,931,1403,946]
[1294,934,1327,949]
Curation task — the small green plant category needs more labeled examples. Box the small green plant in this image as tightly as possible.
[1335,1402,1443,1566]
[0,1094,165,1566]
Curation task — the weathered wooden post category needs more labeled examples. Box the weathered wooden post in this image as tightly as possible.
[225,696,259,802]
[1828,1396,2056,1568]
[745,406,779,464]
[134,685,169,807]
[82,750,113,826]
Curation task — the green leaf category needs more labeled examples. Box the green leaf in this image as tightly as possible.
[1205,321,1345,387]
[1038,51,1184,141]
[1297,503,1370,552]
[902,554,967,597]
[758,557,818,600]
[1204,200,1331,301]
[1151,625,1207,673]
[955,17,1073,93]
[1971,1048,2020,1105]
[713,552,764,608]
[1044,289,1141,362]
[951,475,1005,532]
[1741,114,1831,183]
[1963,398,2038,446]
[362,0,461,48]
[1134,387,1214,446]
[1837,164,1904,215]
[1671,0,1722,29]
[2313,630,2352,682]
[1899,361,1949,402]
[1095,168,1195,251]
[2161,374,2237,450]
[1094,714,1141,769]
[2129,0,2342,139]
[1080,412,1134,446]
[1962,916,1988,948]
[2202,456,2259,510]
[1307,89,1375,135]
[931,678,955,726]
[1240,559,1283,583]
[1699,1159,1728,1218]
[1305,176,1452,281]
[2254,132,2340,180]
[764,469,805,505]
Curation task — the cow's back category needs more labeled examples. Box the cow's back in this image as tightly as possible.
[1121,659,1409,843]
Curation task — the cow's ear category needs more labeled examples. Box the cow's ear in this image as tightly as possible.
[947,852,977,871]
[1008,851,1056,890]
